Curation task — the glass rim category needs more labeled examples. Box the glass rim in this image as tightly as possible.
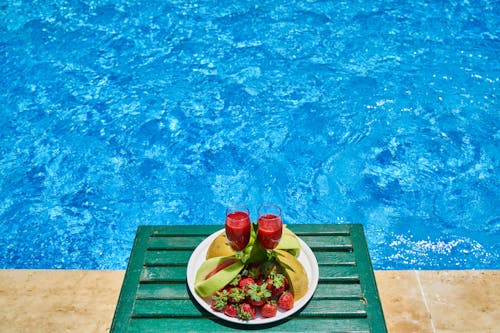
[257,203,282,217]
[225,204,250,216]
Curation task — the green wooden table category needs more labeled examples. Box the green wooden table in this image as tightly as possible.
[111,224,387,332]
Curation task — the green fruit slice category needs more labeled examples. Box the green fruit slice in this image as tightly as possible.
[194,256,244,298]
[276,226,301,256]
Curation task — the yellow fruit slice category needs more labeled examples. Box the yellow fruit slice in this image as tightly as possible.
[275,249,308,301]
[206,232,236,259]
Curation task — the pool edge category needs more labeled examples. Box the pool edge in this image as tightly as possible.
[0,269,498,332]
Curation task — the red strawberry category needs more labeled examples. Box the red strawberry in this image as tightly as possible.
[228,274,241,287]
[224,304,238,318]
[246,283,271,307]
[266,273,288,296]
[227,287,245,304]
[238,277,255,291]
[261,301,278,318]
[278,291,294,311]
[210,290,228,312]
[238,303,256,320]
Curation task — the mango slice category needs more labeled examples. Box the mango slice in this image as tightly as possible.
[206,232,236,259]
[275,249,309,301]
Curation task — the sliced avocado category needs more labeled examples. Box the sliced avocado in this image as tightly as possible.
[194,256,244,297]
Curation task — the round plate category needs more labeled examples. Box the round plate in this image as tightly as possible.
[186,229,319,325]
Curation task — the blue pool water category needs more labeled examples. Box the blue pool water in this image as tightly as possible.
[0,1,498,270]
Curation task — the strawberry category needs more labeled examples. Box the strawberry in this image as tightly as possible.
[224,304,238,318]
[278,291,294,311]
[238,303,256,320]
[210,289,228,312]
[266,273,288,297]
[246,283,271,307]
[261,301,278,318]
[227,287,245,304]
[228,274,241,287]
[238,276,255,291]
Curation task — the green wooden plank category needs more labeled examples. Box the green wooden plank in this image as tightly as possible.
[301,299,366,317]
[148,224,351,237]
[128,317,370,333]
[313,283,363,299]
[110,226,152,333]
[319,265,359,282]
[140,266,186,282]
[287,224,351,235]
[314,251,356,265]
[146,229,353,255]
[148,224,351,236]
[136,283,189,300]
[135,284,365,309]
[150,225,221,236]
[350,224,388,333]
[144,250,193,266]
[132,299,366,318]
[132,299,202,317]
[147,236,207,250]
[298,235,353,250]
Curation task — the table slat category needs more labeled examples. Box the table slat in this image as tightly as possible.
[127,317,371,333]
[135,282,363,301]
[131,298,367,318]
[144,250,193,266]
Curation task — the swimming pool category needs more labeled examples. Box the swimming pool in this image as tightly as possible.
[1,0,498,270]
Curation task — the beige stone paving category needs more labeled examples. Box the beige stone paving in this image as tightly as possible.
[0,270,498,332]
[375,270,434,333]
[418,270,500,333]
[0,270,124,333]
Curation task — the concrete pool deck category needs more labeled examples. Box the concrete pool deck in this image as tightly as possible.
[0,270,498,332]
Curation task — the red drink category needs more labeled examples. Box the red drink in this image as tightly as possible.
[257,214,283,249]
[225,207,251,251]
[257,204,283,250]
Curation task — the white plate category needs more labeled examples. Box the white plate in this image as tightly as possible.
[186,229,319,325]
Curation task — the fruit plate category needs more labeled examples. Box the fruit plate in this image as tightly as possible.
[186,229,319,325]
